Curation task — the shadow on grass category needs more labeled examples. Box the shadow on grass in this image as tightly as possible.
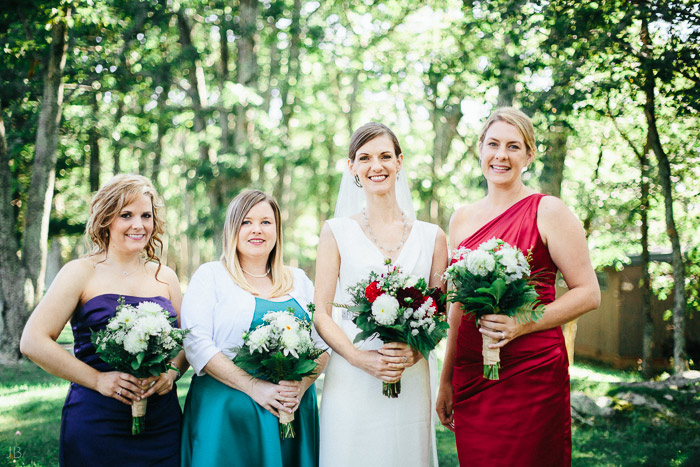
[2,359,698,466]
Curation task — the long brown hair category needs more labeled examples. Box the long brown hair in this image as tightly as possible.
[85,174,165,273]
[220,190,293,297]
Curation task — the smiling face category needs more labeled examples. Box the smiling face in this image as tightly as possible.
[349,134,403,195]
[479,120,534,186]
[235,201,277,263]
[106,194,154,255]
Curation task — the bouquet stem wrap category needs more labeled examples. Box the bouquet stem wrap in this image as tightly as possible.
[481,334,501,380]
[131,397,148,435]
[279,411,295,439]
[382,379,401,398]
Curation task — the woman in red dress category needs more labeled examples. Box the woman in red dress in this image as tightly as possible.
[436,107,600,466]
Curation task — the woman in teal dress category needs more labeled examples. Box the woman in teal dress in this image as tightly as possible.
[181,190,329,467]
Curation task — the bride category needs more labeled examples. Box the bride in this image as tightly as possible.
[313,122,447,466]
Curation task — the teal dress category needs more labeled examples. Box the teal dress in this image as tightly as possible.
[181,298,320,467]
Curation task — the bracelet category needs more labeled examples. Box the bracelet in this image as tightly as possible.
[169,362,182,380]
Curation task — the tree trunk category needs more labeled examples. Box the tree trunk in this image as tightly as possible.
[233,0,259,152]
[639,150,654,378]
[275,0,301,223]
[539,123,568,197]
[429,102,461,225]
[609,107,655,378]
[0,9,70,363]
[88,92,100,192]
[176,9,209,163]
[218,16,231,157]
[641,14,687,372]
[582,144,603,237]
[23,9,70,303]
[152,82,170,186]
[0,101,33,365]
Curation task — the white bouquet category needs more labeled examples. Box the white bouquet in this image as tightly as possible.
[92,296,186,434]
[232,307,326,439]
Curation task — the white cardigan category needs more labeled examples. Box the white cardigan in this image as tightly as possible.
[181,261,324,376]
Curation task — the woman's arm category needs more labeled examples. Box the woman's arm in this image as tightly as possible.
[20,260,143,404]
[143,266,189,398]
[436,214,466,431]
[479,196,601,346]
[313,222,402,382]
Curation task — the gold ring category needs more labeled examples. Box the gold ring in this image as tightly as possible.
[403,356,408,363]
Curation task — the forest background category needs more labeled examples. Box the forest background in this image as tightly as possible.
[1,0,699,379]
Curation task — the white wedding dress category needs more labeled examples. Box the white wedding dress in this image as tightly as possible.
[319,217,439,467]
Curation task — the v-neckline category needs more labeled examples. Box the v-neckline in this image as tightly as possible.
[461,194,539,244]
[348,217,418,264]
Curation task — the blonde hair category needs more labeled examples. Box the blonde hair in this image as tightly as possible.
[221,190,293,297]
[85,174,165,273]
[478,107,536,158]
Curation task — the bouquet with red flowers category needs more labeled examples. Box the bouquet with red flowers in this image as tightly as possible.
[336,260,448,398]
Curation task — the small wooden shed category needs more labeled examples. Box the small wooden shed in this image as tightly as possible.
[561,253,700,369]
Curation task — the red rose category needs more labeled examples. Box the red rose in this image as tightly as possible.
[365,281,382,303]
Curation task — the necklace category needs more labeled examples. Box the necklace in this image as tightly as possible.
[242,268,270,278]
[105,258,142,276]
[361,208,408,254]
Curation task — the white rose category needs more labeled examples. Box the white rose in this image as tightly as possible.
[247,327,271,353]
[450,247,472,262]
[497,247,520,274]
[516,251,531,274]
[281,330,302,357]
[136,301,163,314]
[404,275,419,288]
[137,315,165,335]
[466,250,496,276]
[115,308,137,328]
[371,294,400,325]
[478,238,501,252]
[266,312,300,333]
[123,329,148,354]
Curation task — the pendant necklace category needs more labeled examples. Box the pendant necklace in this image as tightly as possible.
[361,208,408,254]
[106,258,142,276]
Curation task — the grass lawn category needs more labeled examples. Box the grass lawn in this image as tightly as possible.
[1,359,698,466]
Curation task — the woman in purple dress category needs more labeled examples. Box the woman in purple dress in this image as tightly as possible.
[21,174,187,466]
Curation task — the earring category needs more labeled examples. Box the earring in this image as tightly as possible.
[354,174,362,188]
[397,171,401,181]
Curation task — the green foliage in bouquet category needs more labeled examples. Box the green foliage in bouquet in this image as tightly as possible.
[91,296,187,379]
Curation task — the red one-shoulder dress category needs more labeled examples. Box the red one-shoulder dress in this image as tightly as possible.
[452,193,571,466]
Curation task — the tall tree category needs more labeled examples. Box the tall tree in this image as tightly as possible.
[0,5,70,363]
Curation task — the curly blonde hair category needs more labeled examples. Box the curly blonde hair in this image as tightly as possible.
[85,174,165,270]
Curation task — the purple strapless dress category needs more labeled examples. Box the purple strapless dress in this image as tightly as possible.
[59,294,181,467]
